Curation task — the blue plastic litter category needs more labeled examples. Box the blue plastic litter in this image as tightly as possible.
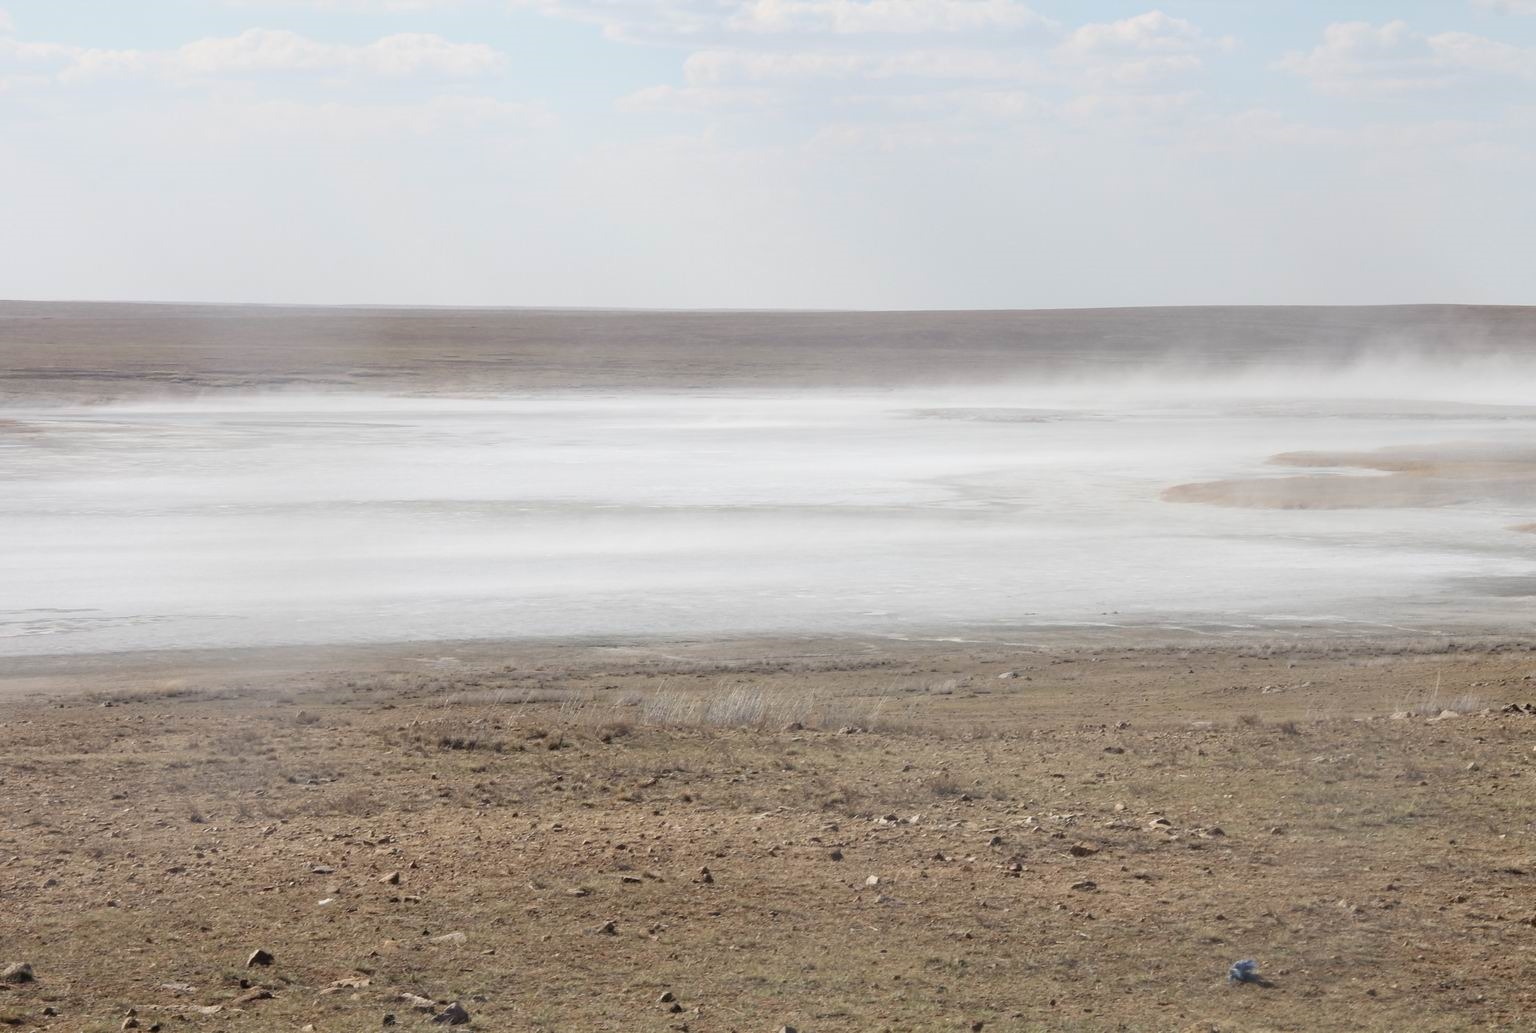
[1228,959,1260,984]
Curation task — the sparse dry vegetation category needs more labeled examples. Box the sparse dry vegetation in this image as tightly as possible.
[2,639,1535,1031]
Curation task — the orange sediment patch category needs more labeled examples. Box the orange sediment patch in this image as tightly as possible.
[1163,475,1457,509]
[1168,444,1536,510]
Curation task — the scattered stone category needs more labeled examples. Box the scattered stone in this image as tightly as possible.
[620,875,643,884]
[433,1002,470,1025]
[380,871,401,885]
[1148,817,1173,830]
[433,931,467,945]
[230,988,273,1006]
[399,993,436,1012]
[1069,843,1099,857]
[777,1027,798,1033]
[1103,746,1125,755]
[122,1017,140,1030]
[659,991,677,1003]
[159,982,196,994]
[1,962,34,983]
[1466,762,1481,772]
[1070,880,1098,892]
[245,949,274,968]
[828,849,843,862]
[383,1016,397,1027]
[865,875,881,887]
[597,919,618,935]
[311,865,337,875]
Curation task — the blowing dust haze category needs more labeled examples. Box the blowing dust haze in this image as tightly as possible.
[3,309,1533,655]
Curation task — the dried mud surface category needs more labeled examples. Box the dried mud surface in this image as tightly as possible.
[3,637,1536,1032]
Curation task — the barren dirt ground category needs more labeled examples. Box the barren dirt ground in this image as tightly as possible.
[3,638,1536,1032]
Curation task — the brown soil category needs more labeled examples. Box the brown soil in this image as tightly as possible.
[1166,444,1536,512]
[2,302,1533,402]
[3,638,1536,1032]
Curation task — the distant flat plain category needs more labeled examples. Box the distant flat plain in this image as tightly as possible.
[2,301,1533,399]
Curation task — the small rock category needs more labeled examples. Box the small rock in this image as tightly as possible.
[382,1017,397,1027]
[1466,762,1481,772]
[380,871,401,885]
[777,1027,798,1033]
[659,991,677,1003]
[311,865,337,875]
[433,1002,470,1026]
[245,949,274,968]
[828,849,843,862]
[1069,842,1099,857]
[1,962,34,983]
[597,919,618,935]
[122,1018,140,1030]
[399,993,436,1012]
[1070,880,1098,892]
[865,875,881,887]
[231,988,274,1006]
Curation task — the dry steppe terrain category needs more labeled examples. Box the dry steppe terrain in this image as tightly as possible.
[3,638,1536,1032]
[2,302,1532,400]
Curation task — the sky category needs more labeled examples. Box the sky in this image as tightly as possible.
[1,1,1533,310]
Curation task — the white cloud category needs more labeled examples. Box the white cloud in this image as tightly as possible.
[0,28,504,86]
[1059,10,1230,57]
[0,9,13,34]
[512,0,1050,43]
[681,47,1039,85]
[591,6,1227,128]
[728,0,1052,36]
[1278,20,1536,96]
[177,29,502,76]
[1472,0,1536,13]
[225,1,469,10]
